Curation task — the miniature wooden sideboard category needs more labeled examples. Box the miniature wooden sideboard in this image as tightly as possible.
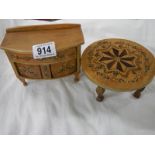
[0,24,84,86]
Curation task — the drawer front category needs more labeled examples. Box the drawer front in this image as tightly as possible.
[40,65,52,79]
[51,59,77,78]
[15,63,42,79]
[15,60,77,79]
[7,47,77,64]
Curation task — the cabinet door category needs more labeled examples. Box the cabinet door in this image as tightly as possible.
[51,59,77,78]
[40,65,52,79]
[15,63,42,79]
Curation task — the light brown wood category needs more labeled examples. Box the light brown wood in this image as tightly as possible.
[82,38,155,100]
[0,24,84,53]
[0,24,84,85]
[74,46,81,82]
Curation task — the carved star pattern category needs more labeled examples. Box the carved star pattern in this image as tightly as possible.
[99,48,136,72]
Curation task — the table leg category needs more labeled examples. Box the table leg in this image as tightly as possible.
[96,86,105,102]
[74,72,80,82]
[18,77,28,86]
[133,87,145,98]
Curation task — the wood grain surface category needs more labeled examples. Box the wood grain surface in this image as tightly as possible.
[0,24,84,85]
[82,38,155,91]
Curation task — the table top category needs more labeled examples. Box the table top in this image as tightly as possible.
[82,38,155,91]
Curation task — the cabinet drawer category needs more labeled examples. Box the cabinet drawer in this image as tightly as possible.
[51,59,77,78]
[15,63,42,79]
[7,47,77,64]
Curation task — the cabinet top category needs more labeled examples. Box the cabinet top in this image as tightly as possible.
[0,24,84,53]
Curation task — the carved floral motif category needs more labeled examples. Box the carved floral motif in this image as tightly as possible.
[16,63,42,79]
[98,48,135,72]
[87,40,151,83]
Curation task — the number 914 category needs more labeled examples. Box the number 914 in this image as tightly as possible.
[37,46,52,55]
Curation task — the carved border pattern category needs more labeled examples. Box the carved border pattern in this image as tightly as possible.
[87,40,150,83]
[9,49,76,62]
[16,63,41,78]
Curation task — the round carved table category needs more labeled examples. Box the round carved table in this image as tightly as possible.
[81,38,155,101]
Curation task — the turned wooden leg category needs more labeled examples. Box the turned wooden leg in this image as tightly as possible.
[133,87,145,98]
[74,72,80,82]
[96,86,105,102]
[18,77,28,86]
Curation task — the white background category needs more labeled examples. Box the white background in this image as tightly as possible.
[0,19,155,134]
[1,0,155,153]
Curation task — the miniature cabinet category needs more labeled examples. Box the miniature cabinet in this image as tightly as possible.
[0,24,84,86]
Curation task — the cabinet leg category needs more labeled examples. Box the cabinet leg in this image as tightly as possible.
[74,72,80,82]
[133,87,145,98]
[18,77,28,86]
[96,86,105,102]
